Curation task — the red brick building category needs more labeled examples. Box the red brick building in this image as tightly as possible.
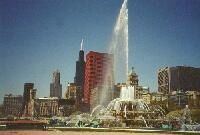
[84,51,114,111]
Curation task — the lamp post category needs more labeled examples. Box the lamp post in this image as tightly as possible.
[185,92,192,107]
[177,90,182,107]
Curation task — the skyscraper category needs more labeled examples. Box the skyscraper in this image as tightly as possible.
[158,66,200,94]
[22,83,34,115]
[74,39,85,103]
[50,70,62,98]
[84,51,114,110]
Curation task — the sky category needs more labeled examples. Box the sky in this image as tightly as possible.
[0,0,200,103]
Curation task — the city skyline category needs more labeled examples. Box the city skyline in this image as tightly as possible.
[1,0,200,102]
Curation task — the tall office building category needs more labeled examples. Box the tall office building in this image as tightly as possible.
[74,39,85,103]
[50,70,62,98]
[65,83,80,100]
[158,66,200,94]
[22,83,34,115]
[84,51,114,110]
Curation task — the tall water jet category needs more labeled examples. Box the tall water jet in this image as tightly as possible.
[98,0,128,107]
[109,0,128,83]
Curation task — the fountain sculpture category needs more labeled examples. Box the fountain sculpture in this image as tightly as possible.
[69,0,166,128]
[90,0,166,128]
[56,0,200,131]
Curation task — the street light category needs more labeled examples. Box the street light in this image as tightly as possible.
[177,89,183,107]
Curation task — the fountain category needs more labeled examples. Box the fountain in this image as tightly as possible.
[87,0,170,128]
[120,85,135,100]
[109,0,128,83]
[91,96,167,128]
[180,105,200,131]
[59,0,200,132]
[99,0,128,110]
[87,0,166,128]
[88,0,163,127]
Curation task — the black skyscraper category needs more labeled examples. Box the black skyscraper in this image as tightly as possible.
[74,39,85,103]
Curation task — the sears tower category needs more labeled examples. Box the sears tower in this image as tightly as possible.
[74,39,85,103]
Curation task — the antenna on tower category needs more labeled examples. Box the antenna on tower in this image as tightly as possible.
[80,38,84,50]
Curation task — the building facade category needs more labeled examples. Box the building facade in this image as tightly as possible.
[65,83,81,110]
[27,89,37,117]
[0,104,3,117]
[113,67,149,101]
[50,70,62,98]
[33,97,75,117]
[3,94,23,116]
[167,90,200,110]
[186,91,200,108]
[84,51,114,111]
[34,97,59,117]
[137,86,149,99]
[127,67,139,86]
[22,83,34,116]
[158,66,200,94]
[65,83,79,100]
[126,67,149,99]
[151,92,167,102]
[142,92,151,104]
[74,39,85,104]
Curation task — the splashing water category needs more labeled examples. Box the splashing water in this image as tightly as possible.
[109,0,128,83]
[120,85,135,100]
[78,2,128,111]
[98,0,129,107]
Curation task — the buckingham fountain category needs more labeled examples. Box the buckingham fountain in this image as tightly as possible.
[64,0,167,128]
[52,0,200,131]
[90,0,165,128]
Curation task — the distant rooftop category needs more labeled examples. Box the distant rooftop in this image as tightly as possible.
[4,94,22,97]
[38,97,59,100]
